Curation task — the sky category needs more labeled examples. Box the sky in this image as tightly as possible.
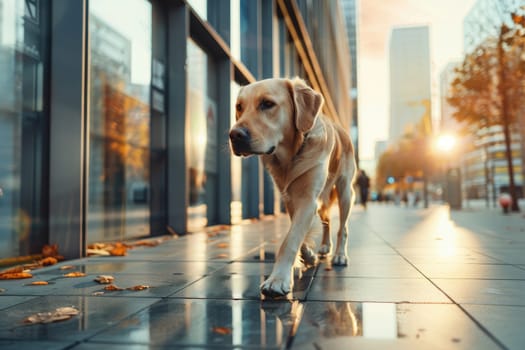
[357,0,477,162]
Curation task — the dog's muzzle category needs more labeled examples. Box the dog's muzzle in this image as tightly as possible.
[229,127,275,156]
[229,127,252,156]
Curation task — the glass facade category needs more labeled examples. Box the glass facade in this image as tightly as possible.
[87,0,152,243]
[0,0,353,259]
[0,0,49,259]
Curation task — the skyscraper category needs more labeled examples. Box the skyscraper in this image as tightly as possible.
[388,26,431,143]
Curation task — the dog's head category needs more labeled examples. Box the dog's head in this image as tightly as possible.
[229,78,324,157]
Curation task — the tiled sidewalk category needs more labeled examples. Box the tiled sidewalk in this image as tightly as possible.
[1,204,525,349]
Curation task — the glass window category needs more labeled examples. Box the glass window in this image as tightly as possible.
[186,0,207,20]
[87,0,152,243]
[187,40,219,231]
[230,82,242,224]
[0,0,49,259]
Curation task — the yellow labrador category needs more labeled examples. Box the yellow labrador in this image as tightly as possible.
[229,77,357,297]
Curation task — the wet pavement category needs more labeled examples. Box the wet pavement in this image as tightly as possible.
[1,203,525,349]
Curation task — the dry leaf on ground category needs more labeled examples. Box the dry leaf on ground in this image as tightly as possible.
[109,243,128,256]
[211,326,232,335]
[59,265,75,270]
[216,242,229,248]
[94,275,114,284]
[0,266,25,275]
[39,257,58,266]
[127,285,150,291]
[104,284,124,291]
[63,272,86,278]
[215,254,229,259]
[86,248,111,256]
[0,272,33,280]
[30,281,49,286]
[24,306,79,324]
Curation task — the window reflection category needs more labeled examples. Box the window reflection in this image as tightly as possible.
[0,0,48,258]
[187,40,210,231]
[87,0,151,242]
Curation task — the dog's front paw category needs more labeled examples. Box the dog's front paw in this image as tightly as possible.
[261,274,293,298]
[332,254,348,266]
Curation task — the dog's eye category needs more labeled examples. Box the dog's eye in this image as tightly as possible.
[236,103,243,112]
[259,99,276,111]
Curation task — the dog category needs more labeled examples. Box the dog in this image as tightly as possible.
[229,77,357,297]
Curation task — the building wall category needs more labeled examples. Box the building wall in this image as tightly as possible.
[388,26,432,144]
[0,0,353,260]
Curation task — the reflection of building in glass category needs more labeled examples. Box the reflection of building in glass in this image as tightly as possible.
[88,12,151,241]
[388,26,432,144]
[460,0,523,200]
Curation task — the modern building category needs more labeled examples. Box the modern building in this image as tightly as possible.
[388,26,432,144]
[340,0,359,164]
[460,0,524,201]
[439,62,463,135]
[0,0,353,261]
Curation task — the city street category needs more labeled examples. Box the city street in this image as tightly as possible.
[1,203,525,349]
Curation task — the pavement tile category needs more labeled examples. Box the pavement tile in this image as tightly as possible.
[463,304,525,350]
[35,260,225,276]
[0,340,74,350]
[414,263,525,280]
[0,296,37,310]
[433,279,525,306]
[91,298,298,348]
[315,260,423,279]
[0,295,159,341]
[307,276,451,303]
[292,302,501,350]
[169,273,314,301]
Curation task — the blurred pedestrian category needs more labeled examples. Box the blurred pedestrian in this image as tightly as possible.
[356,170,370,209]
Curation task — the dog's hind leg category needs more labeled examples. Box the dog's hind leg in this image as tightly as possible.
[332,177,354,266]
[317,187,337,256]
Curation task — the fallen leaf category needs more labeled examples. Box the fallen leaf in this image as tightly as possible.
[104,284,124,291]
[94,275,114,284]
[215,254,229,259]
[132,240,159,247]
[109,243,127,256]
[39,257,58,266]
[86,248,111,256]
[0,272,33,279]
[127,285,150,291]
[212,326,232,335]
[59,265,75,270]
[24,306,79,324]
[0,266,25,274]
[30,281,49,285]
[92,291,104,296]
[63,272,86,278]
[216,242,229,248]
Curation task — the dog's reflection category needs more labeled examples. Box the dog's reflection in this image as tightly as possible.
[261,300,361,339]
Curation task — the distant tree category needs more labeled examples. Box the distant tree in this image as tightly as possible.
[447,12,525,211]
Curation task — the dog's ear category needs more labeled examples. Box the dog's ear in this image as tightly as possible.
[289,79,324,133]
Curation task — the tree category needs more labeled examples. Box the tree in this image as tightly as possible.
[448,11,525,211]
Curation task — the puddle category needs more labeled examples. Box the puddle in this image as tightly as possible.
[299,302,400,339]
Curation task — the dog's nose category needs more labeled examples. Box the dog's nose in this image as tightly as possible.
[229,127,250,143]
